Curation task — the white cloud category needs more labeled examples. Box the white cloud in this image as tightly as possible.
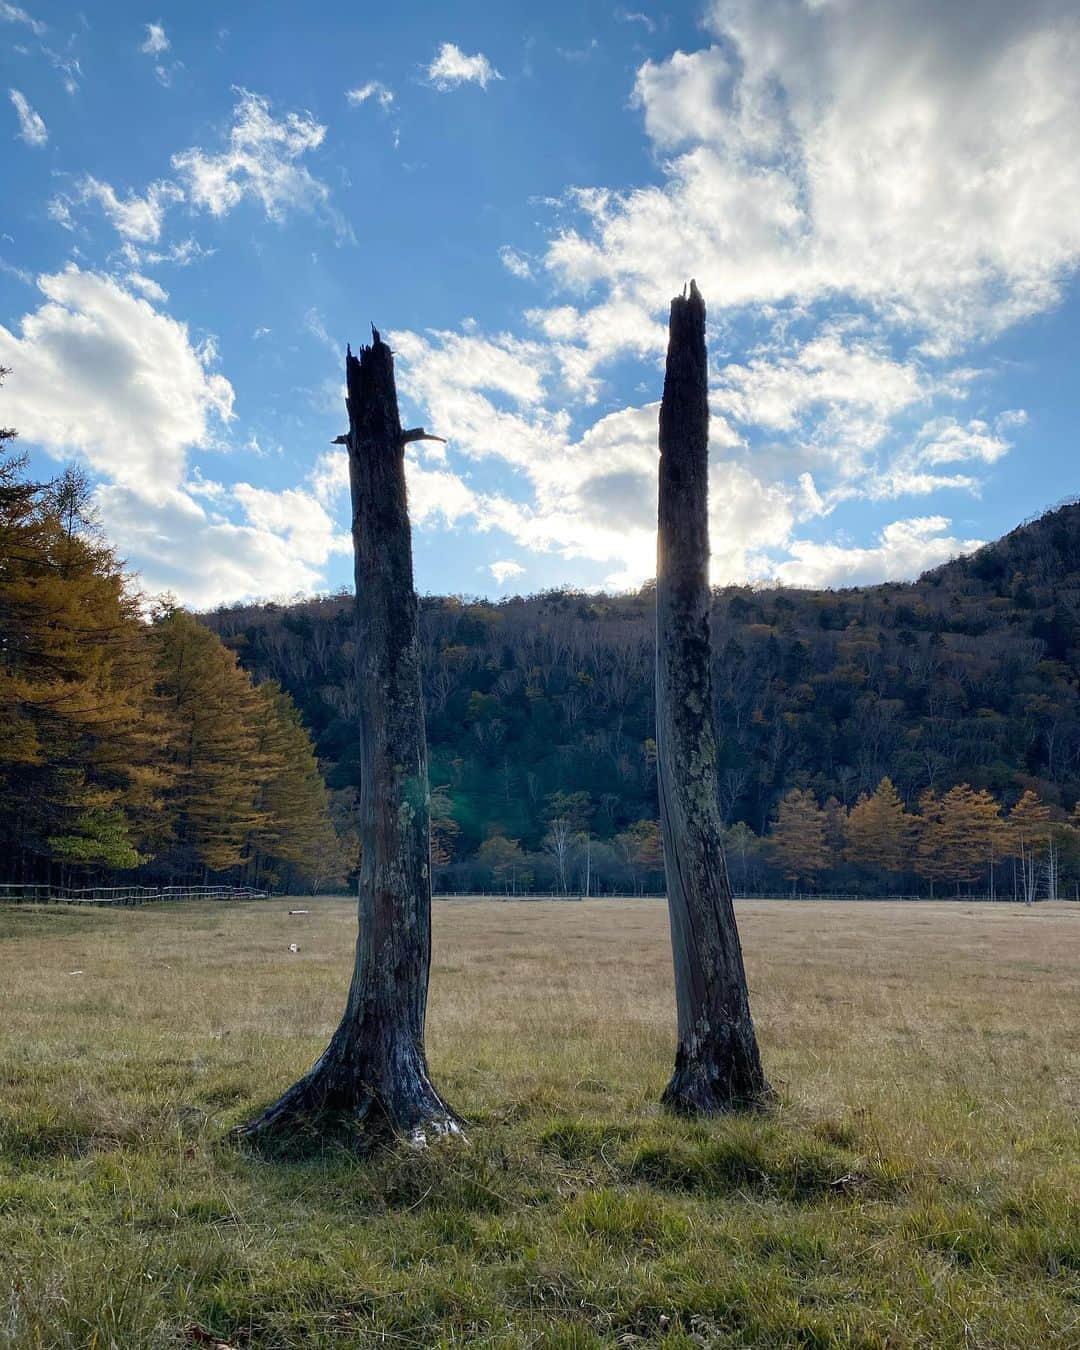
[0,266,233,488]
[499,245,533,280]
[0,266,365,606]
[231,482,349,566]
[489,559,524,585]
[309,444,479,529]
[717,330,924,435]
[140,21,168,55]
[392,331,799,589]
[67,176,183,242]
[770,517,984,589]
[913,416,1015,467]
[172,88,344,234]
[525,295,667,400]
[143,236,211,267]
[393,327,551,419]
[394,0,1065,589]
[125,271,169,302]
[406,460,479,525]
[0,3,45,38]
[346,81,394,109]
[427,42,502,90]
[96,481,333,608]
[868,412,1024,500]
[548,1,1080,353]
[9,88,46,146]
[615,10,656,33]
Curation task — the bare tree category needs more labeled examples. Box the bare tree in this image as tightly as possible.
[544,816,573,895]
[655,281,771,1114]
[239,331,458,1145]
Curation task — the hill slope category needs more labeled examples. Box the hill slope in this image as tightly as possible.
[205,500,1080,883]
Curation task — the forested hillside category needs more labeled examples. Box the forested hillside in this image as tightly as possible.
[0,422,347,892]
[206,500,1080,896]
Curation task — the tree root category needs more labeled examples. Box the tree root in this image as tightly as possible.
[234,1063,464,1151]
[661,1056,775,1117]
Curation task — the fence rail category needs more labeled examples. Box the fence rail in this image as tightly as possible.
[0,884,270,907]
[433,890,1066,904]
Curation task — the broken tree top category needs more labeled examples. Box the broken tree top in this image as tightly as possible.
[666,279,707,366]
[334,330,446,449]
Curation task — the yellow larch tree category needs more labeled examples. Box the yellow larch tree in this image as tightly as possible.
[844,776,912,875]
[151,606,266,879]
[769,787,830,892]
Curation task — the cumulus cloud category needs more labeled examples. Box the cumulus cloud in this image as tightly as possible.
[427,42,502,90]
[770,517,984,589]
[869,412,1024,500]
[9,88,46,146]
[390,331,799,588]
[96,481,337,607]
[382,1,1068,590]
[0,267,362,605]
[231,482,349,566]
[52,90,345,246]
[0,266,232,488]
[172,89,342,232]
[550,0,1080,352]
[140,21,168,55]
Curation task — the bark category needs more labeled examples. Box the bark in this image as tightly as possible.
[656,281,771,1114]
[239,330,458,1145]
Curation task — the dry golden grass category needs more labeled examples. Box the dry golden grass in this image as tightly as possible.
[1,897,1078,1348]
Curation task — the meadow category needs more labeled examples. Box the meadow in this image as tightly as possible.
[1,896,1077,1349]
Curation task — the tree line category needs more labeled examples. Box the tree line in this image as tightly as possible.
[411,777,1079,900]
[0,373,348,891]
[751,778,1076,900]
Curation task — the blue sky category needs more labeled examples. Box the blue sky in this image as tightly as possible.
[2,0,1078,607]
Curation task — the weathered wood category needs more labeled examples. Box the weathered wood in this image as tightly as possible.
[239,329,458,1144]
[656,281,771,1114]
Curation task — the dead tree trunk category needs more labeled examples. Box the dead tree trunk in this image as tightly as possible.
[239,330,458,1145]
[656,280,771,1114]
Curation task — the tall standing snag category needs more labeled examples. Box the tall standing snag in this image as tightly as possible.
[656,281,771,1114]
[239,329,458,1144]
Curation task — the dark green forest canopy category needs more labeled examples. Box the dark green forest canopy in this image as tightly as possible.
[204,500,1080,869]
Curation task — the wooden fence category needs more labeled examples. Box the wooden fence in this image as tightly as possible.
[0,884,270,906]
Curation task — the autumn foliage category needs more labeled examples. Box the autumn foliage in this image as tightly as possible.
[0,434,349,891]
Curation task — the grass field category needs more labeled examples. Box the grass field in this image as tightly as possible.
[1,897,1077,1349]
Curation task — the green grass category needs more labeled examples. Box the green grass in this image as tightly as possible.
[1,897,1077,1347]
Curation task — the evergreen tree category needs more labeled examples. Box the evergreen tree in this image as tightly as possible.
[0,447,166,878]
[769,788,830,891]
[844,777,912,876]
[916,785,1003,893]
[151,606,265,878]
[246,680,339,888]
